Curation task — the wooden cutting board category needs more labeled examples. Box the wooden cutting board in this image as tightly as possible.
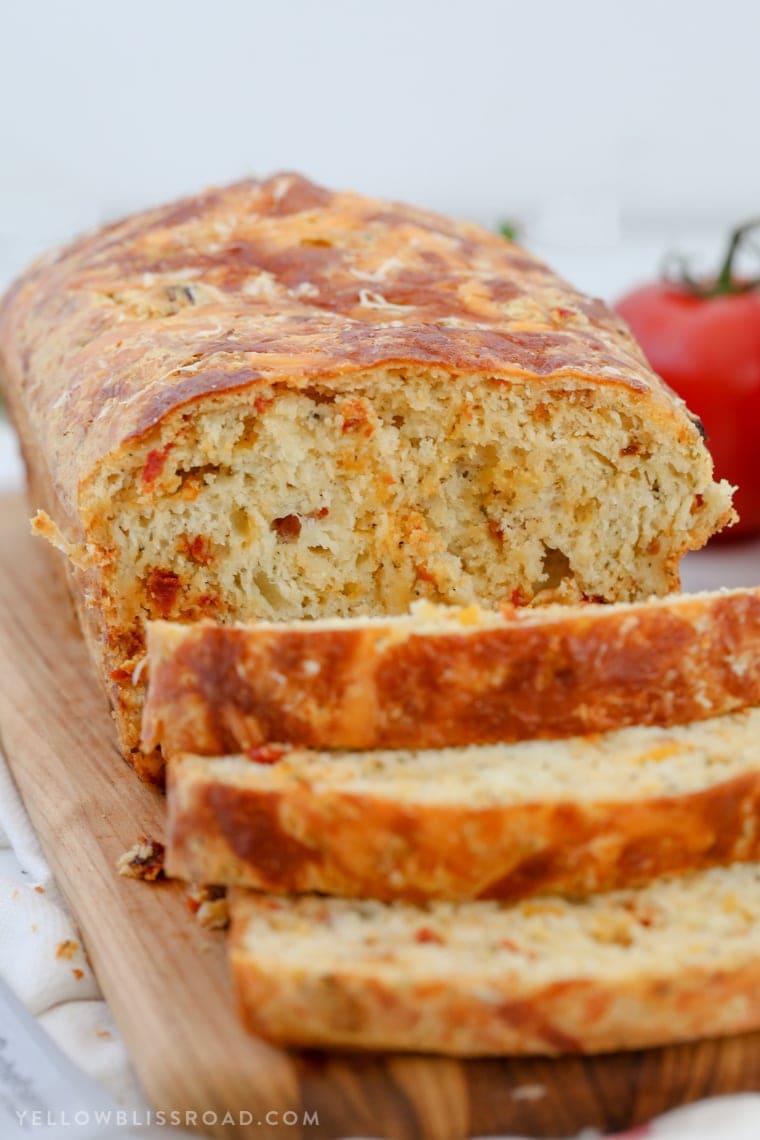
[0,491,758,1140]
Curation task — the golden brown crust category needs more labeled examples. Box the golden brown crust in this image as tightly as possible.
[166,754,760,901]
[230,951,760,1055]
[228,891,760,1056]
[0,173,704,510]
[143,589,760,755]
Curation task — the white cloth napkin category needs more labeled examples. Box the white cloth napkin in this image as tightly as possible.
[0,752,149,1111]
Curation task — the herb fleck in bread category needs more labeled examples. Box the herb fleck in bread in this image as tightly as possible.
[167,707,760,900]
[142,588,760,756]
[228,863,760,1055]
[0,174,734,779]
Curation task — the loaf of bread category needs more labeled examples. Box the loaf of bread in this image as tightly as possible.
[0,174,734,779]
[166,706,760,900]
[143,588,760,756]
[228,863,760,1055]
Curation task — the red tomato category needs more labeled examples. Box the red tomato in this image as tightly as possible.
[616,226,760,538]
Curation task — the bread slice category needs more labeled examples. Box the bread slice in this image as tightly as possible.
[166,706,760,901]
[143,587,760,756]
[0,174,733,779]
[228,863,760,1055]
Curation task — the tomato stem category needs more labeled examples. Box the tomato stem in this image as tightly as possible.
[713,218,760,295]
[666,218,760,298]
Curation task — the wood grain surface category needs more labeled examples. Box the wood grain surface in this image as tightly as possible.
[0,492,758,1140]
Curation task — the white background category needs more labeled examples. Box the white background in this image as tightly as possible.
[1,0,760,291]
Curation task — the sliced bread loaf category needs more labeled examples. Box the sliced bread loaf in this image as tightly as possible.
[1,174,733,779]
[167,706,760,900]
[228,863,760,1055]
[143,588,760,756]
